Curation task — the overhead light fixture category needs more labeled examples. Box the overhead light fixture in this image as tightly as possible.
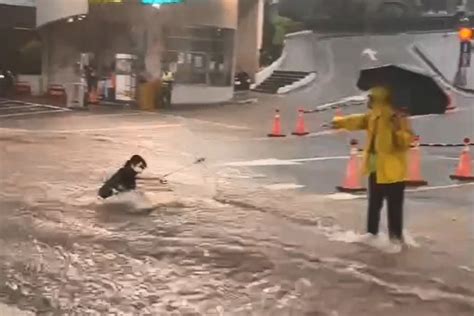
[67,17,74,23]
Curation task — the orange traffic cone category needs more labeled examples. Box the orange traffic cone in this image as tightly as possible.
[336,139,366,193]
[292,108,309,136]
[405,135,428,187]
[449,138,474,181]
[267,109,286,137]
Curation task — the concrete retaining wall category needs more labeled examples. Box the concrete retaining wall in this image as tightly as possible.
[172,84,233,104]
[415,33,474,90]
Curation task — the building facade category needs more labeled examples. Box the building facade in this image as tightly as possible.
[35,0,263,104]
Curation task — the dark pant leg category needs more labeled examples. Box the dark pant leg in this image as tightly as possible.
[162,87,171,107]
[386,181,405,241]
[167,88,172,105]
[367,173,385,235]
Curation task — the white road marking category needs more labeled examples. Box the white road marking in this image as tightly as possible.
[0,104,46,110]
[264,183,305,190]
[362,48,378,61]
[0,100,71,118]
[326,193,366,200]
[21,102,66,110]
[314,94,368,111]
[0,109,68,118]
[433,156,461,161]
[291,156,348,162]
[0,100,67,110]
[223,156,349,167]
[307,130,345,137]
[222,150,460,168]
[326,182,474,200]
[81,112,150,118]
[217,168,267,179]
[0,124,182,134]
[224,158,301,167]
[187,118,250,130]
[406,182,474,192]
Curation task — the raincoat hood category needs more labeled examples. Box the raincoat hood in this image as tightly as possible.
[369,86,394,116]
[370,86,390,102]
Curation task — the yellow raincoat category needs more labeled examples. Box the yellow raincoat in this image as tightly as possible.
[333,87,414,184]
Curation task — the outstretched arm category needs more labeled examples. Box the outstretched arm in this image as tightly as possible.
[136,176,168,184]
[332,113,369,131]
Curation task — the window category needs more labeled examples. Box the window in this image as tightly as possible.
[163,25,235,86]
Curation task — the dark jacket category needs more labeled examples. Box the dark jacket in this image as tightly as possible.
[98,166,138,199]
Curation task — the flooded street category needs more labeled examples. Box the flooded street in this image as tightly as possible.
[3,0,474,313]
[0,110,473,315]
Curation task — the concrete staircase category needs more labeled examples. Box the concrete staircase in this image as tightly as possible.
[252,70,311,94]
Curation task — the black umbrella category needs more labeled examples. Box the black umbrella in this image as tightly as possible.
[357,64,449,115]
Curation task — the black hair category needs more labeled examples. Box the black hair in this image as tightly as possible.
[124,154,147,168]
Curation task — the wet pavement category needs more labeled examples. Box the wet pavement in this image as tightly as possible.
[0,99,70,118]
[0,100,473,315]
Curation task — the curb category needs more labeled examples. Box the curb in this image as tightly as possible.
[304,96,367,114]
[420,142,474,147]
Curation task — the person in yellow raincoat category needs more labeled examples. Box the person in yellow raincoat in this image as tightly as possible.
[332,86,414,248]
[161,69,174,107]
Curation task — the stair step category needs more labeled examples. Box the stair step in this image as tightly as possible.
[252,87,278,94]
[269,74,308,81]
[253,90,277,94]
[273,70,310,76]
[252,71,313,94]
[257,83,286,90]
[256,84,280,90]
[259,80,288,86]
[264,77,298,84]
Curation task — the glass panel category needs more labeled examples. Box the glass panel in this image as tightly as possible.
[163,26,234,86]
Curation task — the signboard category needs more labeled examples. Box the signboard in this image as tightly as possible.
[459,41,472,67]
[115,54,136,102]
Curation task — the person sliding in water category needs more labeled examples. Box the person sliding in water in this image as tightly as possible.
[98,155,147,199]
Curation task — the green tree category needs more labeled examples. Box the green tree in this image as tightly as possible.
[272,15,304,46]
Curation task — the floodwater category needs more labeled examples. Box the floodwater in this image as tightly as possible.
[0,118,473,315]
